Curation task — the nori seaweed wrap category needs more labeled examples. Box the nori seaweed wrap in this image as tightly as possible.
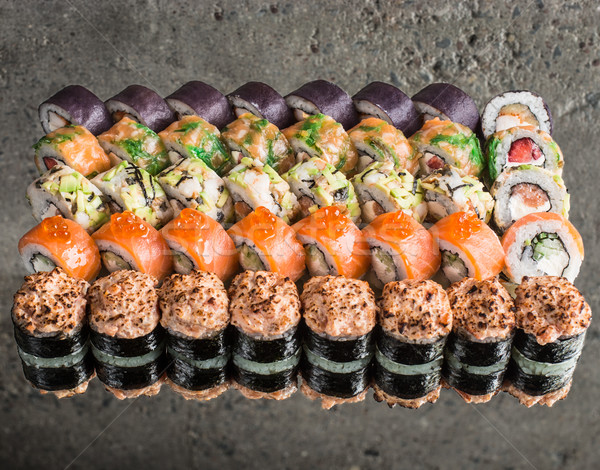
[105,85,175,132]
[227,81,294,129]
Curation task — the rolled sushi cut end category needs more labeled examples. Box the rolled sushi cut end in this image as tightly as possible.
[227,81,294,129]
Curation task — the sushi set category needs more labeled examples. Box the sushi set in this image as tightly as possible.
[12,80,590,409]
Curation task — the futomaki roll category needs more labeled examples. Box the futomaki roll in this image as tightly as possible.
[374,280,452,408]
[229,271,302,399]
[443,278,515,403]
[160,271,230,401]
[505,276,591,407]
[12,268,94,398]
[105,85,175,132]
[300,275,376,409]
[89,270,166,399]
[39,85,112,135]
[227,81,294,129]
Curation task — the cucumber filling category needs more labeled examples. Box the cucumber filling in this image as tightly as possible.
[522,232,569,276]
[441,250,468,283]
[172,251,195,274]
[305,244,333,276]
[101,251,133,272]
[371,247,399,284]
[239,244,267,271]
[31,254,57,272]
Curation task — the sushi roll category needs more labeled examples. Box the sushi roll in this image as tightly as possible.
[229,271,302,400]
[300,275,376,409]
[221,112,295,173]
[91,161,172,228]
[12,268,95,398]
[165,81,235,130]
[481,90,553,138]
[292,206,370,279]
[160,271,231,401]
[92,211,172,280]
[26,164,111,233]
[39,85,112,135]
[443,278,515,403]
[158,115,234,176]
[227,81,294,129]
[97,117,170,176]
[161,208,238,281]
[352,82,421,137]
[285,80,359,129]
[224,158,298,224]
[88,270,166,399]
[412,83,480,132]
[374,280,452,408]
[491,165,569,232]
[105,84,175,132]
[19,216,101,282]
[429,211,504,283]
[410,118,484,177]
[501,212,583,283]
[486,126,564,182]
[347,117,417,173]
[420,165,493,223]
[505,276,591,407]
[362,211,440,288]
[282,114,358,175]
[33,125,111,177]
[157,158,233,224]
[282,156,360,224]
[352,161,427,224]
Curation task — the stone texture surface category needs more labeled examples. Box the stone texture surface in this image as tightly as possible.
[1,1,599,469]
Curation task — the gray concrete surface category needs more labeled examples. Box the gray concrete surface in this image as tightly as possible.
[1,1,599,469]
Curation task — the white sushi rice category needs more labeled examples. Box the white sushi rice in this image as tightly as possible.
[17,344,89,368]
[436,240,477,284]
[295,238,338,277]
[303,345,371,373]
[19,243,60,274]
[353,100,393,125]
[412,102,450,123]
[375,347,443,376]
[165,98,196,120]
[233,348,301,375]
[95,239,139,272]
[482,91,551,138]
[39,103,73,134]
[364,237,408,288]
[91,343,164,368]
[104,101,144,127]
[284,95,318,122]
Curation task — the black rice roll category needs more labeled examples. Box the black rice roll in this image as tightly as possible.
[166,81,235,129]
[227,82,294,129]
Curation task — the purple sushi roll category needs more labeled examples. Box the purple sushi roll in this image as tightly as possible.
[105,85,175,132]
[412,83,480,132]
[353,82,421,137]
[166,81,235,130]
[38,85,112,135]
[285,80,359,130]
[227,82,294,129]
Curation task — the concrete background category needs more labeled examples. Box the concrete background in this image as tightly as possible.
[1,1,599,469]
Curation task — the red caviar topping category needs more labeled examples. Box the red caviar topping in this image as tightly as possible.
[111,211,149,238]
[40,216,72,243]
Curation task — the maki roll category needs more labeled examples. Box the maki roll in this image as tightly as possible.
[158,115,234,176]
[161,208,238,281]
[227,81,294,129]
[347,117,417,173]
[221,112,295,173]
[362,211,440,288]
[33,125,111,177]
[374,280,452,408]
[97,117,170,175]
[91,161,172,228]
[160,271,231,401]
[157,158,233,224]
[92,211,172,281]
[352,82,421,137]
[505,276,591,407]
[282,156,360,223]
[486,126,563,182]
[420,165,493,223]
[39,85,112,135]
[105,84,174,132]
[19,216,101,282]
[26,164,110,233]
[88,270,166,399]
[282,114,358,175]
[12,268,94,398]
[501,212,583,283]
[443,277,516,403]
[352,161,427,224]
[412,83,480,132]
[429,211,504,283]
[481,90,553,138]
[227,207,305,282]
[285,80,358,129]
[224,158,298,224]
[292,206,370,279]
[491,165,569,232]
[300,275,376,409]
[165,81,235,130]
[229,271,302,400]
[410,118,484,177]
